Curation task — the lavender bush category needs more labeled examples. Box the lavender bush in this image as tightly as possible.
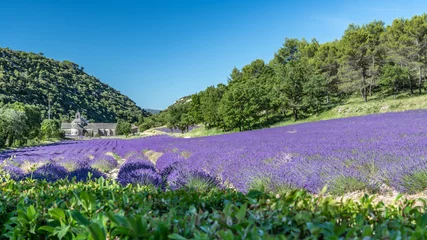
[3,110,427,194]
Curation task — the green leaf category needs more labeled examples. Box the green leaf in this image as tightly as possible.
[49,207,66,221]
[320,185,328,195]
[80,191,96,212]
[70,210,91,226]
[236,203,247,222]
[106,211,128,226]
[394,193,403,203]
[246,190,262,199]
[168,233,187,240]
[26,205,37,220]
[54,225,70,239]
[87,222,106,240]
[39,226,55,233]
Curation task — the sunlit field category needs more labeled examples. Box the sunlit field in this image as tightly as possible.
[3,110,427,195]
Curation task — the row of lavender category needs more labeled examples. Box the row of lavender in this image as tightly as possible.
[2,110,427,193]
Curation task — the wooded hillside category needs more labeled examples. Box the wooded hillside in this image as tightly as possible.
[0,48,149,122]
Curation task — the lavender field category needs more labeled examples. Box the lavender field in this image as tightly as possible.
[2,110,427,194]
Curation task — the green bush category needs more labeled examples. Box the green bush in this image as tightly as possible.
[116,119,131,136]
[1,178,427,239]
[40,119,61,140]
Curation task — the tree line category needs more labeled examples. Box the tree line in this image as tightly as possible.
[0,102,62,148]
[140,14,427,132]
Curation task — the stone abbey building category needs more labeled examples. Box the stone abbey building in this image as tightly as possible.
[61,112,117,137]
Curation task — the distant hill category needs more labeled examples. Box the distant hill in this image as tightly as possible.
[144,109,162,115]
[0,47,150,122]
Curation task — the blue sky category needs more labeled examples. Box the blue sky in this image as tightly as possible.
[1,0,426,110]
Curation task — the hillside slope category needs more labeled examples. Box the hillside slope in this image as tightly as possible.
[0,47,149,122]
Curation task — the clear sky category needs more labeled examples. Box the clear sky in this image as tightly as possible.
[1,0,426,110]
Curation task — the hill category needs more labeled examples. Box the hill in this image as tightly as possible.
[0,47,149,122]
[145,109,162,115]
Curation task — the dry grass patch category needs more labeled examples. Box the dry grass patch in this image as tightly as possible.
[21,161,46,174]
[337,190,427,207]
[144,150,164,164]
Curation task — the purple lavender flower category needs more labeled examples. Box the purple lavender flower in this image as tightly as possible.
[118,168,161,187]
[30,164,68,182]
[68,167,106,182]
[3,109,427,193]
[3,165,26,180]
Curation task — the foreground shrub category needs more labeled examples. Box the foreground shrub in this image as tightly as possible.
[2,178,427,239]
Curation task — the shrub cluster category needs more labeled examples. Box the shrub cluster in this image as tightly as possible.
[1,178,427,239]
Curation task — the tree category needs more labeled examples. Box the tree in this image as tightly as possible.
[188,93,203,124]
[276,60,306,121]
[199,84,226,128]
[274,38,301,64]
[382,18,417,94]
[9,102,41,140]
[406,15,427,94]
[40,119,61,140]
[116,120,132,137]
[313,41,341,102]
[339,22,385,102]
[304,71,328,115]
[166,104,184,131]
[380,64,410,98]
[219,84,247,131]
[177,113,193,133]
[139,118,154,132]
[0,108,27,147]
